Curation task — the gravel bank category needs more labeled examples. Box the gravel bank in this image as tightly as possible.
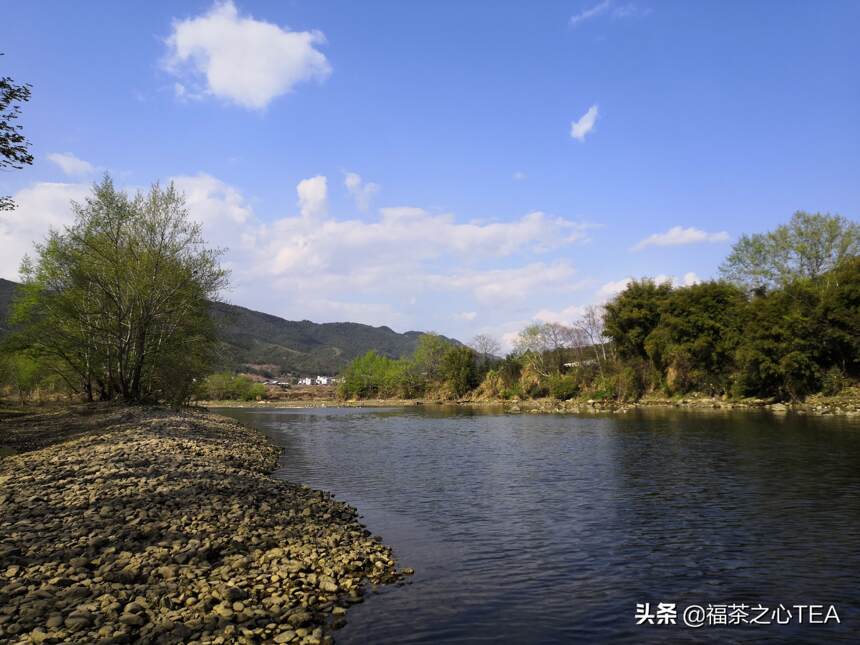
[0,405,408,644]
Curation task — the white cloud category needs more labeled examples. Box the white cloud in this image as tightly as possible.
[0,182,90,279]
[676,272,701,287]
[599,278,632,299]
[570,1,649,27]
[259,207,588,279]
[598,272,701,300]
[164,0,331,109]
[570,104,599,141]
[2,172,595,335]
[170,173,256,256]
[612,4,651,19]
[652,272,701,288]
[513,171,527,181]
[633,226,730,250]
[344,172,380,212]
[534,304,588,326]
[46,152,96,177]
[296,175,328,219]
[570,0,611,27]
[430,262,582,304]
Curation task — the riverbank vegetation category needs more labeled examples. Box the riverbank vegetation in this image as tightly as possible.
[1,191,857,410]
[195,371,268,402]
[338,333,483,399]
[339,212,860,404]
[1,176,226,405]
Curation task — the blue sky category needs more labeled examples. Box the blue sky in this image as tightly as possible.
[2,0,858,348]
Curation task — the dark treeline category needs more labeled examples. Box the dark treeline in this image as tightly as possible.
[340,212,860,403]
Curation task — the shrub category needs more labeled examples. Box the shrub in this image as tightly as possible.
[197,372,267,401]
[821,367,846,396]
[549,375,579,400]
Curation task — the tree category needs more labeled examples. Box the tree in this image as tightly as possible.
[732,279,824,400]
[512,322,580,377]
[720,211,860,290]
[1,56,33,211]
[338,350,408,399]
[470,333,500,360]
[197,372,267,401]
[603,279,673,361]
[412,333,453,384]
[644,281,747,393]
[441,346,479,397]
[0,352,42,404]
[814,257,860,378]
[572,305,608,375]
[11,176,227,403]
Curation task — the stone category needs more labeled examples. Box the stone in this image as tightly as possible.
[223,586,247,602]
[287,611,312,627]
[45,615,64,629]
[119,613,145,626]
[0,406,406,645]
[65,614,92,631]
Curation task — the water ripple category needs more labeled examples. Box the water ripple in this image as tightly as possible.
[217,407,860,644]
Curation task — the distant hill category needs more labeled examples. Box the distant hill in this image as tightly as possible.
[0,279,456,376]
[208,300,457,376]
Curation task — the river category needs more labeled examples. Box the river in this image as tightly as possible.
[215,406,860,643]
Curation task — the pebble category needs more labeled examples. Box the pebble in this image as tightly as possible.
[0,405,409,643]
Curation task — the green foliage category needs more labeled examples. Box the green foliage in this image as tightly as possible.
[720,211,860,290]
[815,257,860,377]
[9,176,227,404]
[603,279,673,361]
[821,367,846,396]
[731,278,825,399]
[412,333,453,385]
[339,340,482,400]
[196,372,267,401]
[208,300,457,378]
[0,352,43,403]
[338,351,410,399]
[1,58,34,211]
[645,281,747,394]
[441,346,479,398]
[549,374,579,400]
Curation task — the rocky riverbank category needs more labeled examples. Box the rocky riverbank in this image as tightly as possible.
[0,405,409,644]
[198,390,860,418]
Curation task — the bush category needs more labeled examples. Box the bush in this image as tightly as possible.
[549,375,579,400]
[780,351,821,401]
[821,367,846,396]
[197,372,267,401]
[613,364,646,401]
[441,346,479,397]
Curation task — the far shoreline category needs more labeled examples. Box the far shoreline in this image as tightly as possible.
[198,393,860,418]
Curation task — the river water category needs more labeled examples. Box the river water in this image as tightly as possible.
[215,406,860,643]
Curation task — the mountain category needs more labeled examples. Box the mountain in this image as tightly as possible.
[0,279,456,376]
[208,300,456,376]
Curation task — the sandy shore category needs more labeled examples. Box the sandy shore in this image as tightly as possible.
[0,405,409,644]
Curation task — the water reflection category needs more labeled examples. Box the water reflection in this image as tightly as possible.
[215,406,860,643]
